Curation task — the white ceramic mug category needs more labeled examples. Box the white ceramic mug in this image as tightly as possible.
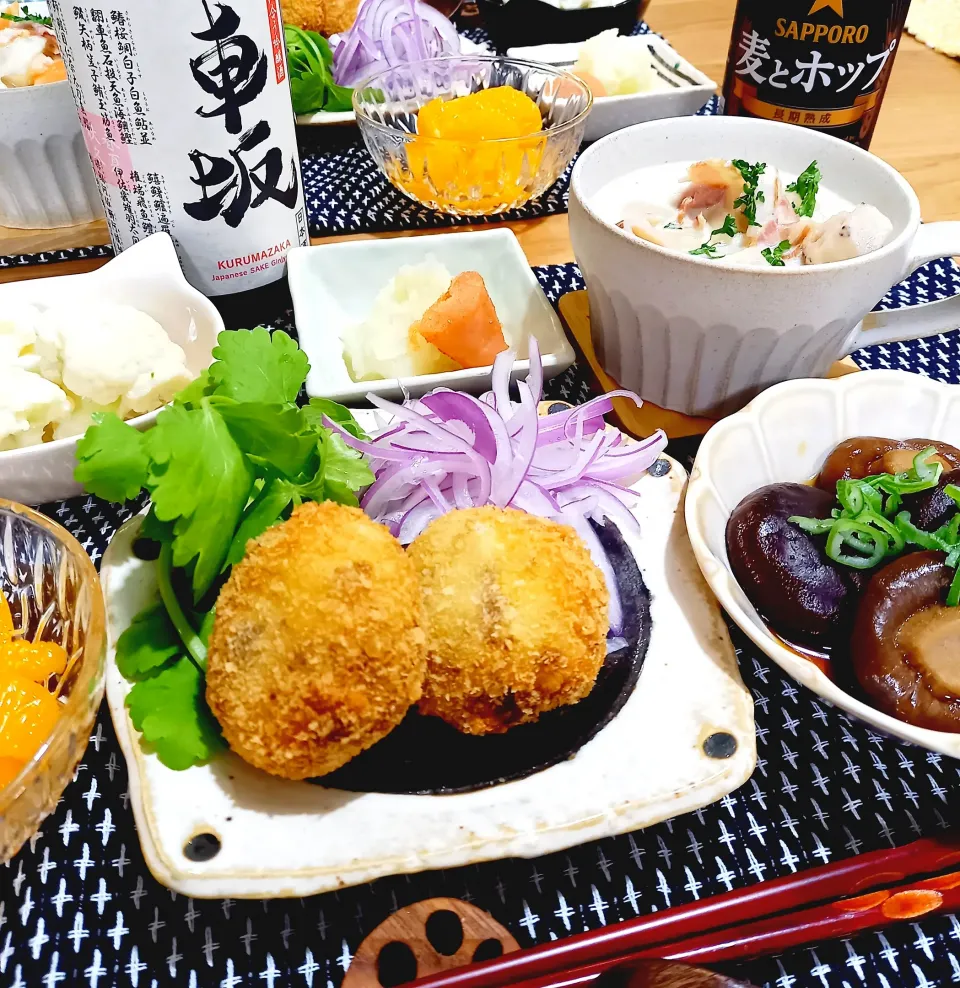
[569,116,960,417]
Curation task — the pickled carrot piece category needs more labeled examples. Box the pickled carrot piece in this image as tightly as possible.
[417,271,507,368]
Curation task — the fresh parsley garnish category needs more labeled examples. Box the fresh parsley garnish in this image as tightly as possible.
[732,159,766,225]
[284,24,353,114]
[689,214,738,258]
[761,239,791,266]
[79,328,372,770]
[786,160,821,218]
[663,222,681,230]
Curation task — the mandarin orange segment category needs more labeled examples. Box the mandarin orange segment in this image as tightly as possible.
[0,755,26,790]
[0,591,13,636]
[402,87,546,213]
[0,677,60,762]
[0,639,69,684]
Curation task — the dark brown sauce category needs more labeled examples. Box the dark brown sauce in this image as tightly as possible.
[773,632,833,679]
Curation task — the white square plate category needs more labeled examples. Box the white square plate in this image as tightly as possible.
[507,35,716,144]
[102,453,755,899]
[288,228,576,405]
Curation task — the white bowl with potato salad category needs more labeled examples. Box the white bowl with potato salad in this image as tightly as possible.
[569,115,960,417]
[0,234,222,505]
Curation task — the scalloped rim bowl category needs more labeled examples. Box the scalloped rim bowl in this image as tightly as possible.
[685,370,960,757]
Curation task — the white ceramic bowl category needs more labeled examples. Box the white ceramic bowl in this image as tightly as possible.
[287,228,576,404]
[507,35,716,143]
[0,233,223,505]
[685,370,960,757]
[0,3,103,229]
[569,116,960,417]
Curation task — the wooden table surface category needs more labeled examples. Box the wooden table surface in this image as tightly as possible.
[1,0,958,283]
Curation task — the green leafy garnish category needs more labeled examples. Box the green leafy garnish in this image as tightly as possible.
[74,413,150,503]
[789,448,960,604]
[76,327,372,769]
[126,657,225,771]
[786,160,821,218]
[285,25,354,114]
[761,239,792,267]
[1,6,52,25]
[208,327,309,404]
[732,159,766,225]
[689,215,738,259]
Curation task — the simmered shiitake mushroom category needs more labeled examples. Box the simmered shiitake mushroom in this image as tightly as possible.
[726,484,868,648]
[818,437,960,493]
[900,469,960,532]
[851,551,960,732]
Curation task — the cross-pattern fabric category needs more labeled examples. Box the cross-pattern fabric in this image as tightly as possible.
[2,260,960,988]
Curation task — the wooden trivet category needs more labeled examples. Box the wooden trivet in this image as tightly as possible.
[557,291,861,440]
[342,897,520,988]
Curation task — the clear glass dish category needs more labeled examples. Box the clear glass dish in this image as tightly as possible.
[354,55,592,216]
[0,500,105,862]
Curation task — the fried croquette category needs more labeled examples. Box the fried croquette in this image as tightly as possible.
[408,506,609,735]
[282,0,359,38]
[205,501,425,780]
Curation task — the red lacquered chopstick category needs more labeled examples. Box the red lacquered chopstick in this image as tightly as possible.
[409,834,960,988]
[499,868,960,988]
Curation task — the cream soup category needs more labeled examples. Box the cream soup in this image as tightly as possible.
[590,158,893,267]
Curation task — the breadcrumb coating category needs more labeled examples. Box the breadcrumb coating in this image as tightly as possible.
[282,0,359,39]
[408,506,609,735]
[206,501,425,780]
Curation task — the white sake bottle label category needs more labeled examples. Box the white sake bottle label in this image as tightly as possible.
[48,0,310,295]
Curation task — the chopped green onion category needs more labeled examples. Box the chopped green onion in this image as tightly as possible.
[825,519,888,569]
[788,515,835,535]
[895,511,948,552]
[948,566,960,608]
[946,484,960,507]
[913,446,940,483]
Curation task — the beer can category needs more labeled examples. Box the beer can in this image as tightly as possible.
[721,0,911,149]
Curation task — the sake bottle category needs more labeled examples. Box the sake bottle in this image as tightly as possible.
[48,0,309,325]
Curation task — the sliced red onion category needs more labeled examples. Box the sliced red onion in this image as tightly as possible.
[332,0,461,87]
[327,345,668,638]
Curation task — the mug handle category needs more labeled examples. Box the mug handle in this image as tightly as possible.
[844,222,960,352]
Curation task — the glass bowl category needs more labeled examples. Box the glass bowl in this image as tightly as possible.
[353,55,592,216]
[0,501,105,862]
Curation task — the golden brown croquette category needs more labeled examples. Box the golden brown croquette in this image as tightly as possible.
[282,0,359,38]
[408,506,609,735]
[206,501,425,780]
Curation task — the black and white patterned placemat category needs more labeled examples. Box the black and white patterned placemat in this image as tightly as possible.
[2,261,960,988]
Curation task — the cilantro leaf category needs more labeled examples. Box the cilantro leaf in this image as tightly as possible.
[209,328,309,404]
[689,241,720,259]
[216,402,317,478]
[786,160,821,218]
[293,432,373,506]
[303,397,369,440]
[174,369,215,407]
[147,402,255,599]
[126,656,224,770]
[74,413,149,502]
[761,239,792,267]
[732,159,766,225]
[225,478,295,566]
[115,603,181,680]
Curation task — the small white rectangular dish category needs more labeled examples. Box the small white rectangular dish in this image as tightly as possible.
[685,370,960,758]
[507,35,716,143]
[288,228,576,404]
[0,233,221,506]
[102,451,755,898]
